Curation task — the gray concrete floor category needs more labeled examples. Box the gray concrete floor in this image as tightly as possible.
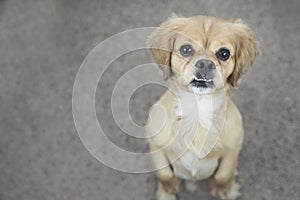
[0,0,299,199]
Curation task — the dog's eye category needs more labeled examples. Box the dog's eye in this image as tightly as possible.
[180,44,194,57]
[216,48,230,61]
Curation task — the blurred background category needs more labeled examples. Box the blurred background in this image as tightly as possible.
[0,0,299,199]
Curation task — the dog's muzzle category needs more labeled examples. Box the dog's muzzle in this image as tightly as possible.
[190,59,216,88]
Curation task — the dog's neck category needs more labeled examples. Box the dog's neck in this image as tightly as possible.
[171,85,228,158]
[171,84,228,124]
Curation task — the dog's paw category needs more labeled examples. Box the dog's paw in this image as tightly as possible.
[156,192,176,200]
[185,181,197,192]
[211,180,240,200]
[161,176,181,194]
[156,177,180,200]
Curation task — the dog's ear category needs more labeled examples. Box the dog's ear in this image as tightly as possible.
[228,19,260,86]
[148,15,186,80]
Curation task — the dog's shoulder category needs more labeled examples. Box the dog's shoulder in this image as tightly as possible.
[146,91,175,147]
[221,99,244,149]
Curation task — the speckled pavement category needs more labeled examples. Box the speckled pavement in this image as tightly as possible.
[0,0,299,199]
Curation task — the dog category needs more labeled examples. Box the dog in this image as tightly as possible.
[146,15,259,200]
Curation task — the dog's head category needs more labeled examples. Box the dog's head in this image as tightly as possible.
[148,15,259,94]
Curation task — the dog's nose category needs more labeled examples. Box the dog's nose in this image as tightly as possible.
[195,59,216,70]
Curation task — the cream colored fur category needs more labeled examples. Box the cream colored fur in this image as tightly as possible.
[146,15,259,200]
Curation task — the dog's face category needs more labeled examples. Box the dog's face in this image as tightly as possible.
[149,15,259,94]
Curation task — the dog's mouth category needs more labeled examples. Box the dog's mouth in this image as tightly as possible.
[190,77,214,88]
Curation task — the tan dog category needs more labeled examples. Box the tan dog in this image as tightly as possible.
[146,15,259,200]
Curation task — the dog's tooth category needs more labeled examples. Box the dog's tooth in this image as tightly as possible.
[194,77,212,82]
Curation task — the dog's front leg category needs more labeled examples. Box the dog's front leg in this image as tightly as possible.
[211,149,241,200]
[149,143,181,200]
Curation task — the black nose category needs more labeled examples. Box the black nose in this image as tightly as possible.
[195,59,216,70]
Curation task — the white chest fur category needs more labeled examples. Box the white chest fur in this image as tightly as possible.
[176,91,225,128]
[172,151,219,180]
[169,91,226,180]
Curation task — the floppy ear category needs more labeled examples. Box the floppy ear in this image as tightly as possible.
[148,15,186,80]
[228,19,260,86]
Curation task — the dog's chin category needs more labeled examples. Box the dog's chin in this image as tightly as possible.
[188,85,215,94]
